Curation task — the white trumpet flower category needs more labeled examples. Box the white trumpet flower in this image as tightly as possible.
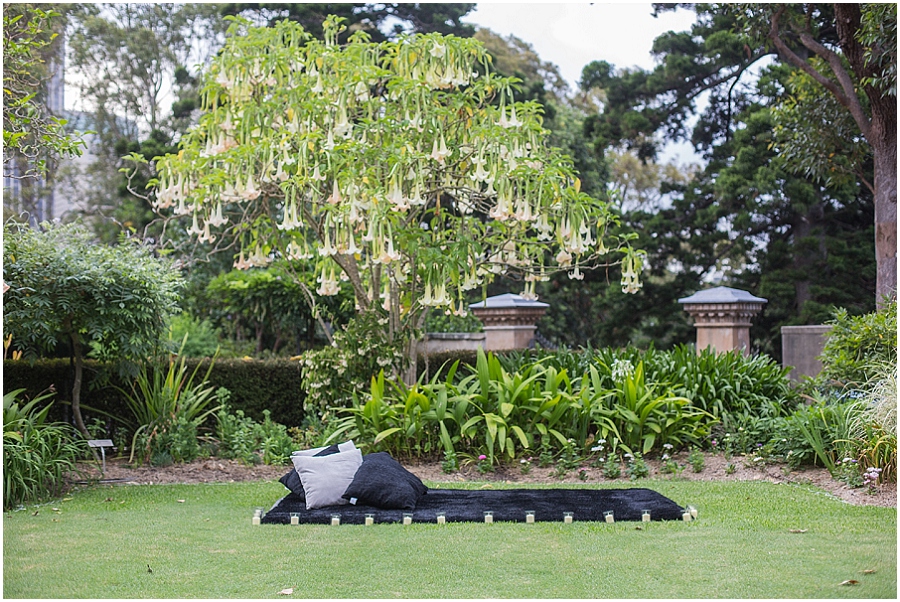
[233,249,251,270]
[240,172,260,201]
[187,212,203,237]
[429,134,450,164]
[207,202,228,227]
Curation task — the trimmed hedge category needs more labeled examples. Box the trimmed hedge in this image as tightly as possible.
[3,358,307,428]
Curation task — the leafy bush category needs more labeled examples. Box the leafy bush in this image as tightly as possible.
[3,356,308,428]
[498,344,797,433]
[117,347,223,464]
[214,400,295,466]
[327,349,719,463]
[167,313,222,358]
[3,388,87,509]
[820,300,897,386]
[301,312,408,411]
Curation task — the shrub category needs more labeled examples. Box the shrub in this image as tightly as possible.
[3,388,87,509]
[167,313,222,358]
[214,402,295,466]
[497,344,798,434]
[3,357,308,428]
[328,349,720,463]
[820,300,897,386]
[117,348,223,464]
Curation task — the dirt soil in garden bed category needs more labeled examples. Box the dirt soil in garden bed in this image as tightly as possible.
[74,451,895,508]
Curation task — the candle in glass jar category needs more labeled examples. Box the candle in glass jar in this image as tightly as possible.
[563,512,573,524]
[436,513,446,525]
[604,511,614,524]
[689,505,698,519]
[484,511,493,524]
[641,510,651,523]
[331,514,341,526]
[525,511,535,524]
[682,510,692,522]
[252,508,262,525]
[365,514,374,526]
[290,512,299,525]
[403,513,413,525]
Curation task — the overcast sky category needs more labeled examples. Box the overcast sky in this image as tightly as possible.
[462,2,697,90]
[462,2,701,164]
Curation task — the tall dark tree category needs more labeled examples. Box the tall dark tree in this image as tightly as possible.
[572,4,885,355]
[220,3,475,40]
[583,3,894,304]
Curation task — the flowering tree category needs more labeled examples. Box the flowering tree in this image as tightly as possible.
[139,16,642,381]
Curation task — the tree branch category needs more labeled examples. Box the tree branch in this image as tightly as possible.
[770,5,872,142]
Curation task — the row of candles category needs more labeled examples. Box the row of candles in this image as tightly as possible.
[253,505,698,525]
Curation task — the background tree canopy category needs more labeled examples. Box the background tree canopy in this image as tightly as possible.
[5,3,892,362]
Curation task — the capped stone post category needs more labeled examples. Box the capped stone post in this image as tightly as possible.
[469,293,549,351]
[678,286,766,355]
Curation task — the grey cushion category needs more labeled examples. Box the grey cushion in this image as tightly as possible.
[292,448,363,510]
[280,441,358,497]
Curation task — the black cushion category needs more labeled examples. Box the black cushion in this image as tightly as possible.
[278,444,341,498]
[341,452,428,510]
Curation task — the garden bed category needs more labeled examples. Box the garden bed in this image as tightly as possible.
[73,451,895,507]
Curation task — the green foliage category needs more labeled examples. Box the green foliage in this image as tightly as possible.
[117,347,223,464]
[327,348,721,463]
[223,3,476,40]
[2,5,85,177]
[688,447,705,473]
[819,299,897,386]
[3,221,183,362]
[499,344,797,433]
[204,264,350,356]
[148,15,641,387]
[3,388,86,509]
[3,357,308,428]
[3,221,184,437]
[167,313,222,358]
[602,454,621,479]
[624,452,649,480]
[301,312,408,411]
[214,403,295,466]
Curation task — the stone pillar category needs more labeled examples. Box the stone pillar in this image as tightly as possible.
[678,287,767,355]
[781,325,832,381]
[469,293,549,351]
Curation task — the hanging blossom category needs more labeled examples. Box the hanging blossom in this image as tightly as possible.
[620,249,645,294]
[429,133,450,164]
[316,262,340,296]
[207,202,228,228]
[286,239,313,260]
[233,248,252,270]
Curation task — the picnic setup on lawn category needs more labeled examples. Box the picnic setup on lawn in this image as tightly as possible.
[261,442,691,525]
[3,4,897,599]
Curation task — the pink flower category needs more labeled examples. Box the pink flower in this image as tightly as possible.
[478,455,487,461]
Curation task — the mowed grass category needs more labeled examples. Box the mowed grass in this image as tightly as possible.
[3,479,895,598]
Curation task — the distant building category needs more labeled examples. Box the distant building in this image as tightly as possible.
[3,32,102,224]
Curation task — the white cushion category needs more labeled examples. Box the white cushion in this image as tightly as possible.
[292,448,363,510]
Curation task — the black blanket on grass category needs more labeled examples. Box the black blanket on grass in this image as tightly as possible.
[261,487,686,524]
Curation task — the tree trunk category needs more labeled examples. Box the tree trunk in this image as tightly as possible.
[255,323,264,354]
[70,334,90,439]
[872,122,898,305]
[833,3,897,305]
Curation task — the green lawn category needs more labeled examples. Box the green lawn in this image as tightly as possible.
[3,479,896,598]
